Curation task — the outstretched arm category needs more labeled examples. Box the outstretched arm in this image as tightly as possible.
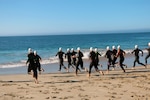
[98,52,101,56]
[139,49,144,56]
[131,50,134,54]
[123,50,126,56]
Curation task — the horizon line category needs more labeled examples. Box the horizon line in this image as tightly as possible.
[0,30,150,37]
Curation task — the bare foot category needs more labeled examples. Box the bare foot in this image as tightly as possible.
[106,71,109,74]
[99,71,104,75]
[87,74,91,78]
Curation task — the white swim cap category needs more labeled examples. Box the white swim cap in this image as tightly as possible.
[77,47,80,51]
[95,48,98,52]
[106,46,110,50]
[148,42,150,46]
[28,48,32,53]
[67,48,70,52]
[112,46,115,49]
[117,45,120,49]
[34,50,37,55]
[135,45,138,49]
[90,47,93,52]
[59,47,62,51]
[71,48,74,51]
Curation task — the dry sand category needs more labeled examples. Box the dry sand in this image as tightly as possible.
[0,65,150,100]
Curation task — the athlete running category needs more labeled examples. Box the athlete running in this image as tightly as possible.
[132,45,146,68]
[65,48,75,72]
[75,47,88,76]
[56,47,67,71]
[88,47,104,77]
[116,45,126,72]
[105,46,113,73]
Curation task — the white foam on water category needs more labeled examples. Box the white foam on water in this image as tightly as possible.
[0,48,149,69]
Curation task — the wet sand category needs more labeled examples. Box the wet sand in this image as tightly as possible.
[0,65,150,100]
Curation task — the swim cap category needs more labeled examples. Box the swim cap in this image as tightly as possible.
[148,42,150,46]
[106,46,110,50]
[77,47,80,51]
[117,45,120,49]
[28,48,32,53]
[59,47,62,51]
[112,46,115,49]
[67,48,70,52]
[95,48,98,52]
[90,47,93,52]
[34,50,37,55]
[135,45,138,49]
[71,48,74,51]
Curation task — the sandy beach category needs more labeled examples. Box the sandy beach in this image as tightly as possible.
[0,65,150,100]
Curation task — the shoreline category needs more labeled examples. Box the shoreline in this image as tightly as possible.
[0,53,148,75]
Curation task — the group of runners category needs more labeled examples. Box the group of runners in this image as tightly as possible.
[26,48,44,84]
[26,42,150,83]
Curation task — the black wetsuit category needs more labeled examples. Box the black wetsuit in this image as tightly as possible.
[112,49,117,66]
[76,51,84,74]
[117,49,126,72]
[89,51,98,74]
[145,48,150,65]
[56,51,66,71]
[26,53,34,73]
[31,55,39,79]
[71,51,77,66]
[95,52,101,66]
[105,50,113,70]
[132,48,145,67]
[34,54,42,72]
[65,51,74,69]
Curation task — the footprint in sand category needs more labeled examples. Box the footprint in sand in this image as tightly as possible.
[103,82,112,84]
[43,90,50,94]
[51,91,59,94]
[50,96,57,99]
[45,97,50,99]
[105,95,116,99]
[103,85,108,89]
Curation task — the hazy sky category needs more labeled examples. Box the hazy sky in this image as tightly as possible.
[0,0,150,36]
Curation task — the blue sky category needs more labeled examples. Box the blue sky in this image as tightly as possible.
[0,0,150,36]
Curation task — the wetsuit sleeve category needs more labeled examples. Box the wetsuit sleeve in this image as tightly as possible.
[26,59,29,64]
[131,50,134,54]
[116,50,120,57]
[98,52,101,56]
[123,50,125,54]
[123,50,126,56]
[38,55,42,61]
[139,49,144,55]
[81,52,84,57]
[105,52,107,58]
[26,57,30,64]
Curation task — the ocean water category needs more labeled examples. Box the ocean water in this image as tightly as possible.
[0,32,150,70]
